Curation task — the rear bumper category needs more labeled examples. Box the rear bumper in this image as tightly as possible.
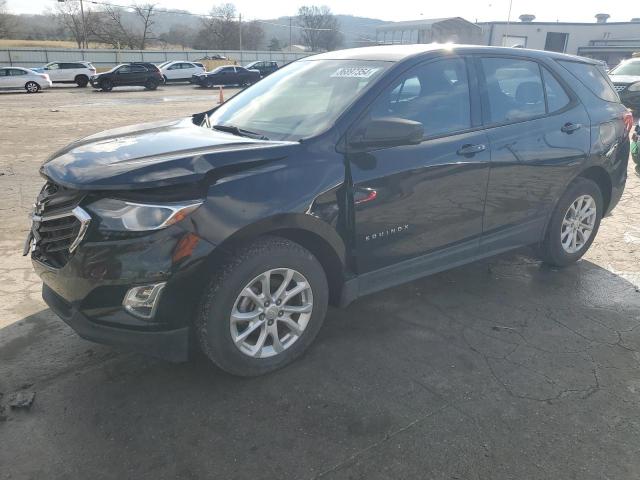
[44,284,190,361]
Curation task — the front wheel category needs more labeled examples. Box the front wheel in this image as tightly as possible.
[196,236,329,376]
[537,177,603,267]
[25,81,40,93]
[100,79,113,92]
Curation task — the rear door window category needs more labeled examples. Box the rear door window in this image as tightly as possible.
[481,57,545,124]
[558,60,619,102]
[542,68,570,112]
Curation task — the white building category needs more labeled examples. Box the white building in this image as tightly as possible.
[479,14,640,67]
[376,14,640,68]
[376,18,483,46]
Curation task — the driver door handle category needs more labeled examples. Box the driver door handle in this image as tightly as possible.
[561,122,582,134]
[457,143,486,156]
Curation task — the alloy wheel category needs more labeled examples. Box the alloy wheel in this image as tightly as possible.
[26,82,39,93]
[561,194,597,254]
[230,268,313,358]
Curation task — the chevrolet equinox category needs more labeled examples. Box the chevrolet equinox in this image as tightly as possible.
[26,45,630,376]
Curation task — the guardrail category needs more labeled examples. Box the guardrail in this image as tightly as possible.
[0,48,311,68]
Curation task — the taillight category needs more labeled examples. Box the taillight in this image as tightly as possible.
[624,109,634,133]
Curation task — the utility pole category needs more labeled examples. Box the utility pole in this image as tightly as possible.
[503,0,513,46]
[57,0,87,49]
[238,12,243,64]
[79,0,87,49]
[289,16,292,52]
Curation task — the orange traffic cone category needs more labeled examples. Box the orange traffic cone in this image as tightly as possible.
[218,85,224,104]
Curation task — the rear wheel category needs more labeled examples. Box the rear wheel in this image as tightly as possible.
[196,236,329,376]
[25,81,40,93]
[75,75,88,87]
[144,79,159,90]
[537,177,603,267]
[205,79,214,88]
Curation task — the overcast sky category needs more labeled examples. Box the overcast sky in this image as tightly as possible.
[6,0,637,23]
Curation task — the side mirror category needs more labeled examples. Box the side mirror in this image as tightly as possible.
[351,117,424,149]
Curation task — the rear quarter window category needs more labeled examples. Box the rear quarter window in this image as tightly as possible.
[558,60,619,103]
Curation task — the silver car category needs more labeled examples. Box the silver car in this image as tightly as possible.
[0,67,52,93]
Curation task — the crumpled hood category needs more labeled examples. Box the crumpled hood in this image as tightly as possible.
[41,118,296,190]
[609,74,640,85]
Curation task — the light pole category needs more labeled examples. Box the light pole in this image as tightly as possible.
[58,0,87,49]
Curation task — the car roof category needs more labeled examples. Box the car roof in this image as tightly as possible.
[306,44,600,64]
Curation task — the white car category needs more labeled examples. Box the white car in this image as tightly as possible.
[37,61,96,87]
[0,67,51,93]
[159,61,205,83]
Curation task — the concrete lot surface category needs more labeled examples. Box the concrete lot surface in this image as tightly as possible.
[1,85,640,479]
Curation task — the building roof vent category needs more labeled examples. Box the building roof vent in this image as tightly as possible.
[519,14,536,23]
[595,13,610,23]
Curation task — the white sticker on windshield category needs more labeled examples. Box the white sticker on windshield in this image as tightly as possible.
[330,67,380,78]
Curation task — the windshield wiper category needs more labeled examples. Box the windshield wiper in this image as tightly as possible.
[213,124,269,140]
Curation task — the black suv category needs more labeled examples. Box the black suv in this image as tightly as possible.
[90,62,164,91]
[27,46,629,376]
[244,60,279,77]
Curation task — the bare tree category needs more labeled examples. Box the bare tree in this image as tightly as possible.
[159,24,192,49]
[297,5,342,52]
[90,3,158,49]
[193,3,239,50]
[55,1,96,48]
[91,5,137,49]
[133,3,156,50]
[242,21,264,50]
[0,0,13,38]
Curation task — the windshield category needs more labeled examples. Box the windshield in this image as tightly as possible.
[208,59,391,141]
[610,61,640,76]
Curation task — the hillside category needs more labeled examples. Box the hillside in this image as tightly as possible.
[6,11,387,50]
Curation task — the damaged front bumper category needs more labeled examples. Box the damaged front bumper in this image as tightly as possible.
[32,225,216,362]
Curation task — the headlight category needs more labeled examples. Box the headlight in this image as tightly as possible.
[628,82,640,92]
[86,198,203,232]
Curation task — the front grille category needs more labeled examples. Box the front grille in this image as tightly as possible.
[614,84,627,92]
[27,182,90,269]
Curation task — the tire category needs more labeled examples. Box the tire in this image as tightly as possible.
[100,79,113,92]
[75,75,88,87]
[537,177,603,267]
[25,81,40,93]
[163,75,168,83]
[144,79,158,90]
[196,236,329,376]
[205,80,214,89]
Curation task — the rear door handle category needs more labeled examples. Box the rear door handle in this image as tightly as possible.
[457,143,486,156]
[561,122,582,134]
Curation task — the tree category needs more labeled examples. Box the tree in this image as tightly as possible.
[268,37,281,51]
[90,2,158,49]
[159,24,193,49]
[193,3,239,50]
[297,5,342,52]
[0,0,13,38]
[133,3,156,50]
[91,5,138,49]
[55,1,96,48]
[242,21,264,50]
